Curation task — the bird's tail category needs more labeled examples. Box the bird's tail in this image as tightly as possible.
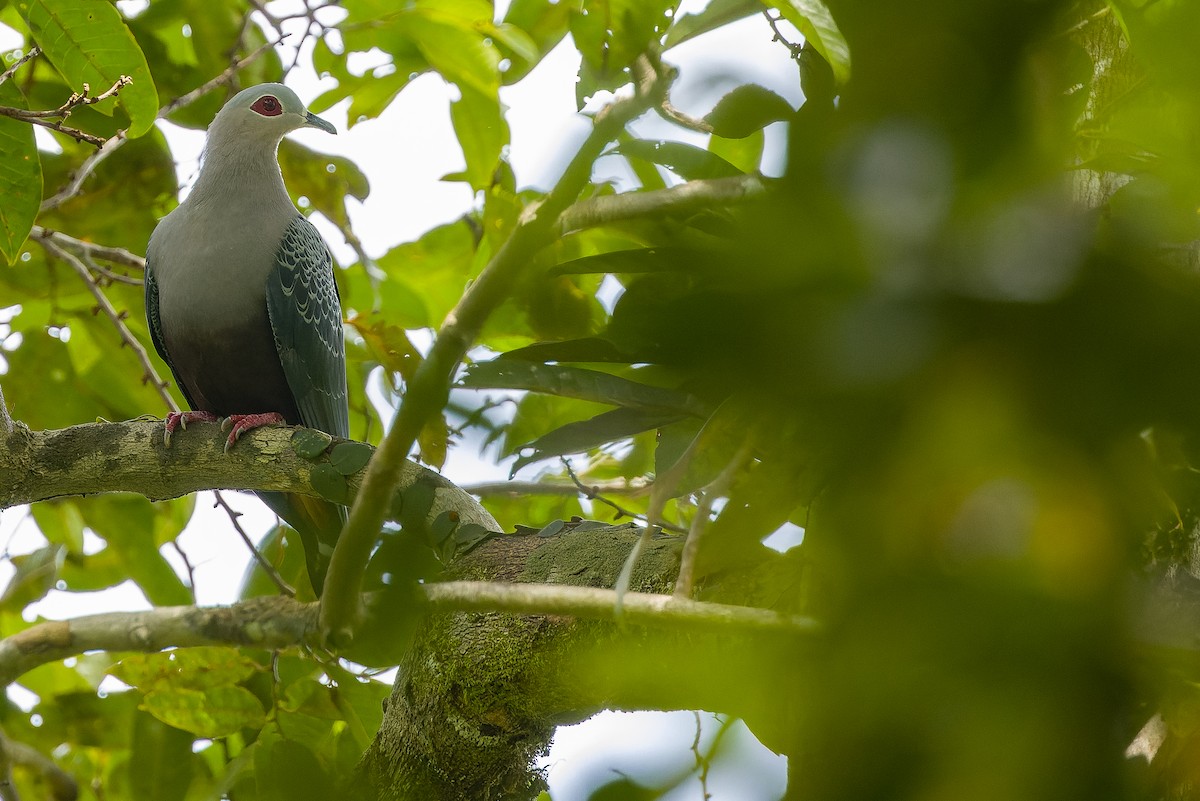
[256,490,346,595]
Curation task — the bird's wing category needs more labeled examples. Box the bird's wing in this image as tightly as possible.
[266,215,349,439]
[144,260,200,410]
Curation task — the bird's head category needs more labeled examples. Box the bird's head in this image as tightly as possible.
[209,83,337,144]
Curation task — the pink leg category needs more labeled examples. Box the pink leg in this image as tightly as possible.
[163,410,219,447]
[221,412,286,452]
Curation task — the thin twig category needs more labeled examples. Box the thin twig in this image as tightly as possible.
[39,131,127,213]
[167,540,197,602]
[462,478,650,497]
[561,458,684,532]
[0,106,106,147]
[675,445,752,598]
[31,226,145,271]
[0,386,11,436]
[0,75,131,147]
[763,10,803,59]
[212,491,296,597]
[0,46,40,86]
[39,238,177,411]
[160,34,287,119]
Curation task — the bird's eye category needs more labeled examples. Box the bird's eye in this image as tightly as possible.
[251,95,282,116]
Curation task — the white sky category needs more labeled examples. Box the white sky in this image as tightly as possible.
[0,3,800,797]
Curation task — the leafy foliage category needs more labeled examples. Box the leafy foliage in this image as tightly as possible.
[8,0,1200,799]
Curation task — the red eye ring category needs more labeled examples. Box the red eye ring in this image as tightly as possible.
[251,95,282,117]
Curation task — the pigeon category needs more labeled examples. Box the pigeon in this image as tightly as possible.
[145,83,348,594]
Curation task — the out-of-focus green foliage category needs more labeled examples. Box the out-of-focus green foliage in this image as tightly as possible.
[9,0,1200,798]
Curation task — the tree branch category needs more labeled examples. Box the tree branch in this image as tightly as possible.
[0,419,495,535]
[0,581,816,688]
[555,173,767,235]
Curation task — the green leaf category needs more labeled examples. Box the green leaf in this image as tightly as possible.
[463,359,709,416]
[255,737,336,801]
[0,76,40,265]
[570,0,675,90]
[761,0,850,86]
[18,0,159,136]
[664,0,759,48]
[513,406,687,471]
[292,428,334,460]
[112,648,260,691]
[311,463,350,504]
[450,84,509,191]
[141,685,267,738]
[130,711,196,801]
[30,499,85,553]
[710,129,765,174]
[78,495,192,606]
[388,7,501,97]
[500,0,573,82]
[329,441,373,475]
[704,84,794,139]
[614,139,744,180]
[0,545,64,610]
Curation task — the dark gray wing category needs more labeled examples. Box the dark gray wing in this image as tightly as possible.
[144,261,199,410]
[266,215,349,439]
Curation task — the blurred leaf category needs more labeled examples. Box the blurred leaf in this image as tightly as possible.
[665,0,758,47]
[704,84,794,139]
[500,0,573,82]
[330,441,373,475]
[614,139,744,180]
[462,359,708,416]
[449,84,509,191]
[348,313,424,376]
[112,647,259,691]
[0,545,64,610]
[30,499,85,553]
[570,0,674,92]
[130,711,195,801]
[18,0,158,136]
[311,463,350,504]
[0,77,40,265]
[255,736,336,801]
[709,129,765,174]
[292,427,334,460]
[278,139,370,230]
[77,495,191,605]
[514,406,686,471]
[142,685,266,738]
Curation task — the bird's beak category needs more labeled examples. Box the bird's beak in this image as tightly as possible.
[305,111,337,135]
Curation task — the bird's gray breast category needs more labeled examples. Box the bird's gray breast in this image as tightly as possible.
[148,196,302,419]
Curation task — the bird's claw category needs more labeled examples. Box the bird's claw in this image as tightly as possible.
[163,411,219,448]
[221,412,286,453]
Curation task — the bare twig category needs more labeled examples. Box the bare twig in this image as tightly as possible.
[0,105,106,147]
[0,386,11,436]
[0,47,40,86]
[158,33,287,119]
[38,238,177,411]
[31,226,145,271]
[0,75,132,147]
[212,490,296,597]
[763,11,803,60]
[675,445,752,598]
[39,130,127,213]
[462,478,650,497]
[167,540,197,602]
[561,458,685,532]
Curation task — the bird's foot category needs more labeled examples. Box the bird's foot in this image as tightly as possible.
[163,410,220,448]
[221,412,286,453]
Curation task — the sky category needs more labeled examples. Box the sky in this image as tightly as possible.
[0,2,801,797]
